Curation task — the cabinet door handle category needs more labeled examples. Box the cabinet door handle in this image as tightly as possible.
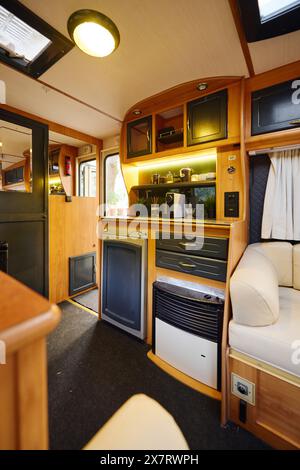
[146,130,150,141]
[289,119,300,126]
[179,261,196,268]
[187,119,190,130]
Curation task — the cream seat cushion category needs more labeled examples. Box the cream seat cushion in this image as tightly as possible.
[230,245,279,326]
[293,244,300,290]
[84,394,189,450]
[250,242,293,287]
[229,287,300,377]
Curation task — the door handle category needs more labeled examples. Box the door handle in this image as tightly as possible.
[179,261,196,269]
[289,119,300,126]
[178,242,197,249]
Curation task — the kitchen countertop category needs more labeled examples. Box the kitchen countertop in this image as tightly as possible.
[100,216,232,227]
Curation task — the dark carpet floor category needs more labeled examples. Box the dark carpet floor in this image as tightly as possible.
[47,301,270,450]
[73,288,99,312]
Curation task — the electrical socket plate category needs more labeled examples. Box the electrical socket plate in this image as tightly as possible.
[231,373,255,405]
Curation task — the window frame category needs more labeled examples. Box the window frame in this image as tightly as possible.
[103,152,128,217]
[78,157,97,198]
[237,0,300,42]
[0,0,74,78]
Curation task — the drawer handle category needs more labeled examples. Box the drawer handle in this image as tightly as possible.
[289,119,300,126]
[178,242,197,249]
[179,262,196,269]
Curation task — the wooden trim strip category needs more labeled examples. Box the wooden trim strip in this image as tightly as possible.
[67,299,98,318]
[228,0,255,77]
[147,350,221,401]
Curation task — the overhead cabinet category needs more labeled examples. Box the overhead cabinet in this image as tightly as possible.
[252,78,300,135]
[127,116,152,158]
[122,79,240,162]
[4,166,24,186]
[187,89,228,146]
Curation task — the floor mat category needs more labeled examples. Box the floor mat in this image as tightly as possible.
[73,288,99,312]
[47,301,270,450]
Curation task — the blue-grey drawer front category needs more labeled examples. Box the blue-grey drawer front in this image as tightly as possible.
[156,236,228,260]
[156,250,227,281]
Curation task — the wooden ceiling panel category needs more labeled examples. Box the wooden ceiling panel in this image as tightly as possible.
[249,30,300,75]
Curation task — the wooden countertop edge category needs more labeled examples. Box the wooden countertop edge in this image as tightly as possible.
[99,216,233,229]
[0,304,61,355]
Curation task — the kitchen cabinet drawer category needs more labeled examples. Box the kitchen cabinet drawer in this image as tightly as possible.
[252,78,300,135]
[187,89,227,146]
[156,250,227,281]
[156,236,228,260]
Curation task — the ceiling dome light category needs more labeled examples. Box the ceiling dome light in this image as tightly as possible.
[67,10,120,58]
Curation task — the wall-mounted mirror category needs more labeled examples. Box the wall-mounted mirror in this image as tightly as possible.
[48,131,97,198]
[0,119,32,192]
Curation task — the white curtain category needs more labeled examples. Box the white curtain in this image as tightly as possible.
[261,149,300,240]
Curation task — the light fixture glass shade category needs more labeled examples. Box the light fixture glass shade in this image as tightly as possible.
[68,10,120,58]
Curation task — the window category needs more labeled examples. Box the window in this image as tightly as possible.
[238,0,300,42]
[79,159,96,197]
[258,0,300,22]
[104,154,128,217]
[0,6,51,62]
[0,0,73,78]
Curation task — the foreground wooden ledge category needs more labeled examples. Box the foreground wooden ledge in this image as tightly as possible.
[0,272,61,450]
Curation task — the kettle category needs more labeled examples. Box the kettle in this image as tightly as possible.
[180,168,192,182]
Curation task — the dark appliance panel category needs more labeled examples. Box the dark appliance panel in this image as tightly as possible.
[102,240,142,331]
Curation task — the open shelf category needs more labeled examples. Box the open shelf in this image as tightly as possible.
[131,180,216,191]
[155,106,184,153]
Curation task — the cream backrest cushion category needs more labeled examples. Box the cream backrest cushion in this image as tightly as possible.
[293,244,300,290]
[230,245,280,326]
[250,242,293,287]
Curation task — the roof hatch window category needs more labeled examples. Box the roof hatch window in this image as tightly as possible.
[258,0,300,22]
[238,0,300,42]
[0,0,74,78]
[0,6,51,63]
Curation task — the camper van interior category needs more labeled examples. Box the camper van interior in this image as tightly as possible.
[1,0,300,456]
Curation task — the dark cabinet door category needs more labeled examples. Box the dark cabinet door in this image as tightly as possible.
[252,79,300,135]
[102,241,142,331]
[187,89,228,146]
[127,116,152,158]
[0,109,48,296]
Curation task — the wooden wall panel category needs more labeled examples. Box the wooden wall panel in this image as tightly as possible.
[216,149,243,222]
[229,357,300,449]
[49,196,98,304]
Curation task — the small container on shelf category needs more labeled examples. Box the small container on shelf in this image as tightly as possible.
[166,171,174,183]
[159,176,167,184]
[151,173,160,184]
